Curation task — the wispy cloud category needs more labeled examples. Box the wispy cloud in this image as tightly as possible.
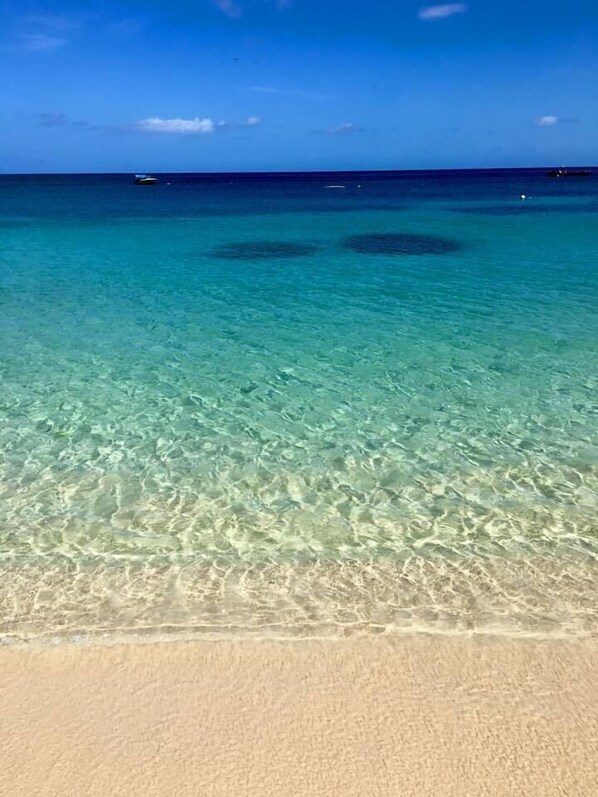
[13,11,87,52]
[249,86,330,101]
[21,14,83,32]
[250,86,282,94]
[315,122,364,135]
[38,112,69,127]
[215,0,242,18]
[215,0,292,17]
[18,33,67,52]
[37,111,261,136]
[536,115,560,126]
[109,17,149,36]
[134,116,261,134]
[38,112,103,131]
[418,4,467,21]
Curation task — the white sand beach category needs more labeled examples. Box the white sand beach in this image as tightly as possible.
[1,634,597,796]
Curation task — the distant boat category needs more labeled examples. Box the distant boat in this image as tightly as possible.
[546,168,592,178]
[134,174,158,185]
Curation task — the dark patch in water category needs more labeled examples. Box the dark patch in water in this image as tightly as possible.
[343,233,462,256]
[212,241,318,260]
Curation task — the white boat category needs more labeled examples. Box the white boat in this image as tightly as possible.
[134,174,158,185]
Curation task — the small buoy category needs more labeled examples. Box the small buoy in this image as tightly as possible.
[520,194,526,200]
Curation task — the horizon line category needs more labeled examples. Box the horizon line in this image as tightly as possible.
[1,164,595,178]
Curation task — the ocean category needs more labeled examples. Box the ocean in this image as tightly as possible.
[1,169,597,642]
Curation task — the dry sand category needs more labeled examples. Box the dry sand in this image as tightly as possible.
[1,635,597,796]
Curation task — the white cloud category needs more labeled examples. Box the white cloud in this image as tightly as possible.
[136,117,217,134]
[418,4,467,20]
[321,122,363,135]
[18,33,66,51]
[134,116,261,134]
[536,115,560,126]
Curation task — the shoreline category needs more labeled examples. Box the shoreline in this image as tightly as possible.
[3,551,597,644]
[1,634,596,796]
[2,621,597,652]
[6,625,596,651]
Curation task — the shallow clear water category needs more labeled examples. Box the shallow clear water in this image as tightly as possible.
[1,170,597,641]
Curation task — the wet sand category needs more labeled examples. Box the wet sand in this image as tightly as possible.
[1,635,597,796]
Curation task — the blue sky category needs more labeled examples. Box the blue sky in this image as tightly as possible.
[1,0,597,172]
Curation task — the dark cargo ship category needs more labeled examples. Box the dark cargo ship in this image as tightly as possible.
[546,168,592,178]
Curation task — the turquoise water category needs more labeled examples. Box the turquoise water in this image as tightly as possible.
[1,170,597,640]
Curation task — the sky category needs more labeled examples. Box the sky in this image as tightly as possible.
[1,0,597,172]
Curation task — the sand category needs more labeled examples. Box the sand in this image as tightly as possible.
[1,635,597,796]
